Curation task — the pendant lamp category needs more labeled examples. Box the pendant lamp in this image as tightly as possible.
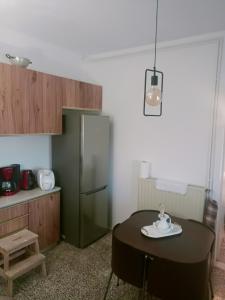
[143,0,164,116]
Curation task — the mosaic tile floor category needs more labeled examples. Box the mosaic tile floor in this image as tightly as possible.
[0,233,224,300]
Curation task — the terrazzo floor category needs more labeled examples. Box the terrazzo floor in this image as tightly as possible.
[0,233,224,300]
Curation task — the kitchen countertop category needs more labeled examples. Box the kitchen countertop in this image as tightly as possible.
[0,187,61,209]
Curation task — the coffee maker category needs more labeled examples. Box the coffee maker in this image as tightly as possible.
[0,164,21,196]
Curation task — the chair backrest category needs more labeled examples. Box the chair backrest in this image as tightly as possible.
[111,224,145,288]
[147,257,209,300]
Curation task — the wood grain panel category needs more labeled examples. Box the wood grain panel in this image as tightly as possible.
[46,192,60,247]
[0,62,102,134]
[11,66,30,134]
[28,70,44,134]
[28,192,60,250]
[29,71,62,134]
[0,63,13,134]
[42,74,62,134]
[0,64,30,134]
[0,215,28,238]
[0,63,62,135]
[62,78,80,108]
[62,78,102,111]
[79,82,102,110]
[0,203,28,224]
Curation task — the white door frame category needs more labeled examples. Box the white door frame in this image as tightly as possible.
[211,34,225,263]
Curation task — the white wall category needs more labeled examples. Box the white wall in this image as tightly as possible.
[0,28,85,80]
[0,136,51,170]
[84,39,220,226]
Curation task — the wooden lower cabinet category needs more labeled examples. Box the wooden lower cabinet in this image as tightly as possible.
[28,192,60,250]
[0,203,28,238]
[0,203,28,224]
[0,215,28,238]
[0,192,60,250]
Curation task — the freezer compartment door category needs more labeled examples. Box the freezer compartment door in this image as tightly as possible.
[80,186,109,248]
[80,114,110,193]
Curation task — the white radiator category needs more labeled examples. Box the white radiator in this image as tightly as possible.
[138,178,206,222]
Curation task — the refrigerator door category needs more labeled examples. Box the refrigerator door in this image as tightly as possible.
[80,186,109,247]
[80,114,110,193]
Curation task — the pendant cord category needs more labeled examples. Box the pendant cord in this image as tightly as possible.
[153,0,158,71]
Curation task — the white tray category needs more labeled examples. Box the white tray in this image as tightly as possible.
[141,222,182,239]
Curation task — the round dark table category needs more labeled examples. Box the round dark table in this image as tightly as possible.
[114,210,215,300]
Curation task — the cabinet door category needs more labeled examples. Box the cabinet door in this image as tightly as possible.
[29,71,62,134]
[0,64,30,134]
[0,203,28,223]
[42,73,62,134]
[28,70,44,133]
[62,78,80,108]
[0,216,28,238]
[79,82,102,110]
[0,203,29,238]
[62,78,102,111]
[28,192,60,250]
[0,63,62,135]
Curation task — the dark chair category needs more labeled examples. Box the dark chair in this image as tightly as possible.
[187,218,215,299]
[103,223,147,300]
[146,219,215,300]
[147,256,209,300]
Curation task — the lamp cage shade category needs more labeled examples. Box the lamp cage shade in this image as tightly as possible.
[143,68,164,116]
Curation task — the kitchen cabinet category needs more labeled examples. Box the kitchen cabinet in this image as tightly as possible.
[0,203,28,238]
[0,64,29,134]
[28,192,60,250]
[0,216,28,238]
[0,190,60,250]
[0,63,62,135]
[61,78,80,108]
[29,71,62,134]
[0,63,102,135]
[62,78,102,111]
[80,81,102,110]
[0,202,28,223]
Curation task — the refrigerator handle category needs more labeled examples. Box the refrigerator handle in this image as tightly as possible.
[81,185,107,196]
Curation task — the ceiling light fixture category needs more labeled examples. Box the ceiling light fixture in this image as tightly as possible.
[143,0,164,116]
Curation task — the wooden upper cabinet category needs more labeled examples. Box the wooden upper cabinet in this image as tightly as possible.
[0,64,29,134]
[62,79,102,111]
[0,63,62,135]
[61,78,80,108]
[80,82,102,110]
[28,72,62,134]
[0,62,102,135]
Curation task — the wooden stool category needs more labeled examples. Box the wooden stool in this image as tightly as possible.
[0,229,46,297]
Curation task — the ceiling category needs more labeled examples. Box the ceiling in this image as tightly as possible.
[1,0,225,57]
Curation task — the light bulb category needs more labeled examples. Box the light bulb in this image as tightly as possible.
[145,85,161,106]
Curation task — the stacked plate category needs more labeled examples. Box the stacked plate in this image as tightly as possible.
[141,221,182,239]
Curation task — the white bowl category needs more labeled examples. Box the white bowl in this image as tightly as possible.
[6,54,32,68]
